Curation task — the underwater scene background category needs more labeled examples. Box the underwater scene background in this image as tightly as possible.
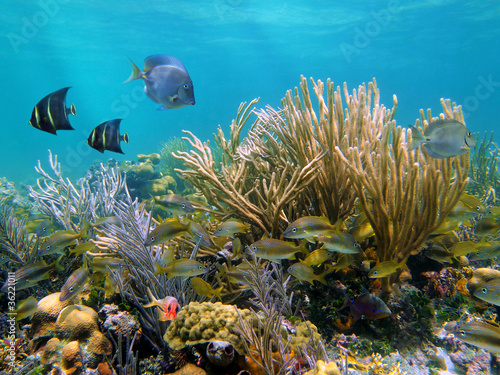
[1,1,500,375]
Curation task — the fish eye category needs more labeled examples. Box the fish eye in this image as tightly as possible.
[482,287,488,293]
[459,330,466,336]
[183,83,189,89]
[373,271,378,275]
[46,245,51,250]
[476,206,481,211]
[198,265,204,270]
[69,287,74,292]
[251,245,257,251]
[150,236,155,242]
[181,204,186,208]
[292,228,297,233]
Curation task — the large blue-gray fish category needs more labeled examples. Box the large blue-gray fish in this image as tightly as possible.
[409,119,476,158]
[124,55,195,110]
[338,291,391,322]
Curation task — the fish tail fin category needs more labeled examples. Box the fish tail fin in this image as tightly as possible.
[409,126,425,150]
[124,57,144,83]
[216,263,227,277]
[79,220,91,239]
[316,271,328,286]
[143,287,160,308]
[67,103,77,116]
[214,286,223,300]
[298,240,310,256]
[398,257,409,271]
[332,218,344,238]
[122,133,129,144]
[334,290,351,312]
[54,255,65,272]
[154,262,167,275]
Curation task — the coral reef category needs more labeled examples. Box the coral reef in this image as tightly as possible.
[173,99,325,236]
[164,301,256,354]
[336,97,469,291]
[303,360,340,375]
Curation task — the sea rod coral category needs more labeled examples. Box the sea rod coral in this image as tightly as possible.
[335,97,469,291]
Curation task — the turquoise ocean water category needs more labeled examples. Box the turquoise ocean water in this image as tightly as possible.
[2,0,500,186]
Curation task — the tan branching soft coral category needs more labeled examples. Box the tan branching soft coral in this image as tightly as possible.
[335,96,469,291]
[173,99,325,236]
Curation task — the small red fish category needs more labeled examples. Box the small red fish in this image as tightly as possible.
[143,288,180,321]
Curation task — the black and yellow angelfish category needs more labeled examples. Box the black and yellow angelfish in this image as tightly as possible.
[29,87,76,134]
[87,118,129,154]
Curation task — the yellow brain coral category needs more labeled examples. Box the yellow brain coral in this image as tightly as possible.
[165,301,256,354]
[31,292,75,338]
[61,341,84,375]
[55,305,100,341]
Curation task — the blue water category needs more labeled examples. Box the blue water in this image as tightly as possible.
[2,0,500,186]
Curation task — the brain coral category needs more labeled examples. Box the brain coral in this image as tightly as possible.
[55,305,100,341]
[31,292,75,338]
[164,301,256,354]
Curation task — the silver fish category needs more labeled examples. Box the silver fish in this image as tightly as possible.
[124,55,195,110]
[446,320,500,353]
[473,278,500,306]
[409,119,476,158]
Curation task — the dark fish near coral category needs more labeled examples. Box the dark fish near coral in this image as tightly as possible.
[339,292,391,321]
[409,119,476,158]
[144,218,190,246]
[423,243,456,264]
[143,288,180,321]
[154,194,195,215]
[445,320,500,353]
[124,54,195,110]
[87,119,129,154]
[59,267,90,302]
[475,217,500,236]
[29,87,76,135]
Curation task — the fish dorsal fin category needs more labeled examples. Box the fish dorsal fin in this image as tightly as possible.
[144,55,187,72]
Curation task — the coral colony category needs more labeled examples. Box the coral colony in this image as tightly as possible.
[1,76,500,374]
